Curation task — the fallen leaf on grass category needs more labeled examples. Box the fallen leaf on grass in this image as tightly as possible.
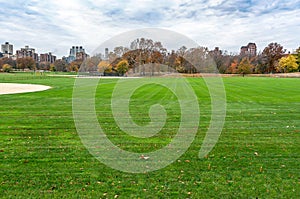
[208,164,211,170]
[140,155,150,160]
[259,166,263,172]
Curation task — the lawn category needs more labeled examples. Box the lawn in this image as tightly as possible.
[0,73,299,198]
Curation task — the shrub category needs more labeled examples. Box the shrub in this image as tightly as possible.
[2,64,13,73]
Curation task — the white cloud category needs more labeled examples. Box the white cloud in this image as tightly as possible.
[0,0,299,57]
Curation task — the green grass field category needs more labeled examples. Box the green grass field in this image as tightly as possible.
[0,73,299,198]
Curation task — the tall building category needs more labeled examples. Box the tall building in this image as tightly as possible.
[1,42,13,56]
[105,48,109,60]
[40,52,56,63]
[240,42,257,56]
[16,45,39,62]
[66,46,88,63]
[70,46,85,57]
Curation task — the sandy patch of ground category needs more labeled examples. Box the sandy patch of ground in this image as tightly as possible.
[0,83,51,95]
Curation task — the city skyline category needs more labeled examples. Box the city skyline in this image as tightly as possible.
[0,0,300,57]
[0,40,257,61]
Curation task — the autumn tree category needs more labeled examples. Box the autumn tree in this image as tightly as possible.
[2,64,13,72]
[219,54,233,74]
[122,50,139,71]
[174,46,187,72]
[0,57,16,69]
[166,50,176,68]
[107,52,119,67]
[277,54,298,73]
[114,46,129,58]
[262,42,286,73]
[79,56,101,73]
[185,47,209,73]
[116,60,129,76]
[49,64,56,72]
[117,38,168,74]
[98,60,112,74]
[38,62,51,70]
[53,59,68,72]
[238,57,253,76]
[129,38,166,65]
[253,53,267,74]
[68,60,82,72]
[17,57,36,70]
[295,47,300,69]
[210,47,225,73]
[226,59,239,74]
[152,41,167,61]
[149,51,163,64]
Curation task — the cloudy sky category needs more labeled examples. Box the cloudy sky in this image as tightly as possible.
[0,0,299,57]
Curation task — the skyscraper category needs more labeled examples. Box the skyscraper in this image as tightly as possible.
[16,45,39,62]
[105,48,109,60]
[40,52,56,63]
[67,46,87,63]
[1,42,13,55]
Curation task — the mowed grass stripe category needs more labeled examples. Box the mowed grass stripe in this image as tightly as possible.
[0,74,299,198]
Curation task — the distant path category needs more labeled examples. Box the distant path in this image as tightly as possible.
[0,83,51,95]
[47,72,300,78]
[181,72,300,78]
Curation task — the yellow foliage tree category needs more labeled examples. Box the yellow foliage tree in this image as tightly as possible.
[2,64,13,73]
[238,57,253,76]
[49,64,55,72]
[116,60,129,76]
[98,61,112,73]
[277,54,298,73]
[68,60,81,72]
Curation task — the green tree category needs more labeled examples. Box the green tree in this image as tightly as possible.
[277,54,298,73]
[116,60,129,76]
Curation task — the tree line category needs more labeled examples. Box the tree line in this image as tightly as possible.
[85,39,300,75]
[0,57,82,73]
[1,39,299,75]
